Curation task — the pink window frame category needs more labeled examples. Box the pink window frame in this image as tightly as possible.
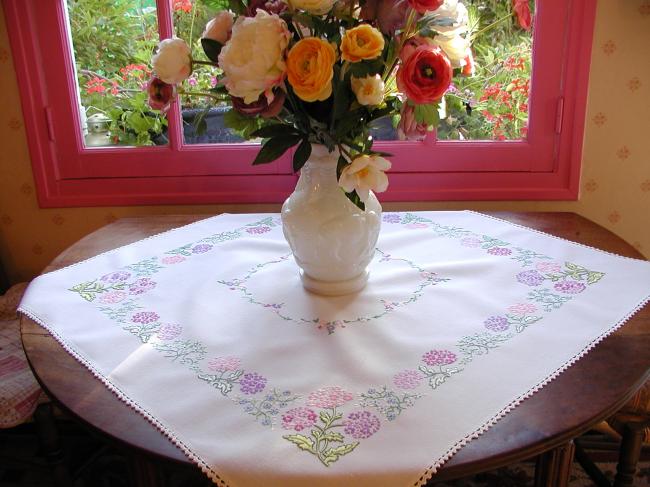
[3,0,596,207]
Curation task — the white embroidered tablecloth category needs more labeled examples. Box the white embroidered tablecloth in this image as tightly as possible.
[18,211,650,487]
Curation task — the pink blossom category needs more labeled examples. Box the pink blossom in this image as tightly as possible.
[307,386,354,409]
[162,255,186,265]
[536,262,562,273]
[99,291,127,304]
[208,356,242,372]
[393,370,424,390]
[507,303,538,315]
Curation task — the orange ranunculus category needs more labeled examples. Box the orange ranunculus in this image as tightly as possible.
[397,45,452,105]
[341,24,385,63]
[286,37,337,102]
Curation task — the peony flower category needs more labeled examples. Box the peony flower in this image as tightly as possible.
[397,103,427,140]
[397,46,452,104]
[360,0,409,34]
[341,24,385,62]
[425,0,469,37]
[219,11,290,104]
[432,34,470,68]
[231,87,286,118]
[407,0,443,15]
[147,77,176,112]
[152,37,192,85]
[512,0,532,31]
[290,0,336,14]
[351,74,385,105]
[286,37,337,102]
[202,11,234,44]
[338,154,391,202]
[246,0,288,15]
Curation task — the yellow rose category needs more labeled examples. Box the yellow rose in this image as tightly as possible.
[340,24,385,63]
[286,38,337,102]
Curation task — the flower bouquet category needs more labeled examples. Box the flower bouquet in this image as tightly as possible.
[150,0,476,210]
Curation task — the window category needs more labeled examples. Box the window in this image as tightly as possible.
[4,0,596,207]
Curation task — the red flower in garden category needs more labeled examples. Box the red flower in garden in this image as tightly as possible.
[147,77,176,113]
[173,0,192,13]
[406,0,443,15]
[85,77,107,94]
[512,0,532,31]
[397,46,452,105]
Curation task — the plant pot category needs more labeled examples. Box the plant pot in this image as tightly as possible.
[281,145,382,296]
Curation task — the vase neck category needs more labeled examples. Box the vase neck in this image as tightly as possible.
[298,145,340,188]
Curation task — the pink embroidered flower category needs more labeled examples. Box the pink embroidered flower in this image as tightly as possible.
[99,291,127,304]
[131,311,160,324]
[484,315,509,332]
[382,213,401,223]
[162,255,186,264]
[344,410,380,439]
[192,244,213,254]
[461,237,482,248]
[100,271,131,284]
[246,226,271,234]
[393,369,424,390]
[516,270,545,287]
[420,271,439,281]
[535,262,562,273]
[307,386,354,409]
[487,247,512,256]
[207,356,242,372]
[240,372,267,394]
[129,278,157,295]
[507,303,538,315]
[281,407,318,431]
[406,223,428,229]
[554,280,586,294]
[422,349,457,366]
[157,324,182,340]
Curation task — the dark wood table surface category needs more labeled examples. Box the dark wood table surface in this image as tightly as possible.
[20,212,650,486]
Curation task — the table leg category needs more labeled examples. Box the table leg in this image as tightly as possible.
[128,452,162,487]
[534,441,575,487]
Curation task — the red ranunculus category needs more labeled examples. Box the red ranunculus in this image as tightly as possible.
[512,0,532,31]
[147,77,175,113]
[231,88,286,118]
[397,46,452,105]
[406,0,442,15]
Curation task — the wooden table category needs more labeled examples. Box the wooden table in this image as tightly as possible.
[21,212,650,486]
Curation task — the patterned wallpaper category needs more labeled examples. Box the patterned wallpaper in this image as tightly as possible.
[0,1,649,283]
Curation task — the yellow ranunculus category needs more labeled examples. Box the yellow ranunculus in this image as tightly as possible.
[286,38,337,102]
[340,24,385,63]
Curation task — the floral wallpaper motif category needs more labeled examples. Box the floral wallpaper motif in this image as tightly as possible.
[0,0,649,284]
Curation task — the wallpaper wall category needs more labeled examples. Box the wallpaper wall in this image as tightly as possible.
[0,0,649,283]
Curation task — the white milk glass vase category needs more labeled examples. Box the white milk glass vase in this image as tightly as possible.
[281,144,382,296]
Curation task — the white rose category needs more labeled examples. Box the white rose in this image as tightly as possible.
[351,74,385,106]
[339,155,391,202]
[218,10,290,104]
[290,0,336,15]
[152,38,192,85]
[202,11,234,44]
[432,34,470,68]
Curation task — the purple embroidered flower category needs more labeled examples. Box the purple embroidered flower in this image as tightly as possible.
[554,280,586,294]
[516,270,546,287]
[393,369,424,390]
[162,255,186,265]
[422,349,457,366]
[344,410,381,439]
[307,386,354,409]
[487,247,512,256]
[239,372,267,394]
[246,226,271,234]
[99,290,127,304]
[382,213,401,223]
[128,278,157,295]
[207,356,242,372]
[192,244,213,254]
[484,315,510,332]
[536,262,562,273]
[507,303,538,315]
[100,271,131,284]
[406,222,428,229]
[461,237,482,248]
[131,311,160,324]
[157,324,182,341]
[281,407,318,432]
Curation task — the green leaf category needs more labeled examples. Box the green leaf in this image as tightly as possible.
[252,135,302,165]
[343,190,366,211]
[321,442,359,465]
[321,432,345,443]
[193,108,211,136]
[293,138,312,172]
[336,155,349,180]
[348,58,385,78]
[283,434,316,453]
[251,125,299,139]
[200,38,223,64]
[414,103,440,126]
[587,271,605,285]
[223,109,264,139]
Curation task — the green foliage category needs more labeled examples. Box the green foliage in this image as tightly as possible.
[223,109,264,139]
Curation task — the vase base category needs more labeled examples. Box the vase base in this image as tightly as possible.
[300,270,369,297]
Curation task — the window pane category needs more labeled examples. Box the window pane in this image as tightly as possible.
[173,1,248,145]
[437,0,533,141]
[67,0,166,147]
